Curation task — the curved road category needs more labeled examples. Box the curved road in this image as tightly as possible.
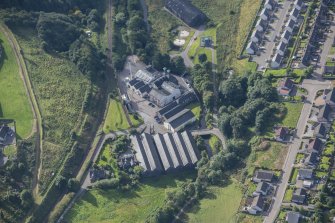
[191,128,226,150]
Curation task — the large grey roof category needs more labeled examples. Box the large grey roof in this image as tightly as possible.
[163,105,185,119]
[173,132,192,166]
[290,7,300,19]
[168,110,195,129]
[153,134,174,171]
[142,133,164,172]
[277,41,287,52]
[131,135,150,172]
[163,133,183,168]
[281,30,292,41]
[181,131,200,164]
[158,101,178,116]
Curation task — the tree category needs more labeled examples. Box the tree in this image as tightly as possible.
[67,178,80,192]
[171,56,186,75]
[203,91,214,110]
[219,76,246,107]
[198,53,207,63]
[55,175,67,190]
[20,190,33,208]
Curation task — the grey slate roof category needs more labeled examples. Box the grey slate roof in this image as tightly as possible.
[286,19,296,29]
[282,30,292,41]
[298,169,313,179]
[163,133,183,168]
[173,132,192,166]
[163,105,185,119]
[177,91,197,105]
[128,78,140,86]
[181,131,200,164]
[272,53,283,63]
[318,103,331,121]
[305,151,318,165]
[133,81,145,90]
[252,29,263,40]
[277,41,287,52]
[290,7,300,19]
[142,133,164,173]
[255,170,274,182]
[286,212,300,223]
[247,41,258,50]
[167,109,195,129]
[131,135,150,172]
[295,0,303,7]
[153,134,174,171]
[256,182,270,193]
[260,8,271,19]
[326,88,335,103]
[252,195,265,209]
[308,138,323,152]
[158,101,178,116]
[314,123,327,138]
[256,18,267,29]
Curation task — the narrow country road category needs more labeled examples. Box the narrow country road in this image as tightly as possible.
[263,79,331,223]
[0,24,43,201]
[181,25,205,67]
[191,128,226,150]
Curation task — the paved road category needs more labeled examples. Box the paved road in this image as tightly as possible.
[315,9,335,77]
[191,128,226,150]
[181,25,205,67]
[253,1,292,69]
[264,79,331,223]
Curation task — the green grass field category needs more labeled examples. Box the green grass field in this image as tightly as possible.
[209,135,221,154]
[280,102,303,128]
[248,141,288,170]
[129,113,143,128]
[0,31,33,138]
[65,171,196,223]
[184,181,242,223]
[12,27,91,193]
[283,186,293,202]
[103,99,130,132]
[187,103,202,120]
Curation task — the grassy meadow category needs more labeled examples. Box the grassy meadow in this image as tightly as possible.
[12,27,91,193]
[65,171,196,223]
[103,99,130,133]
[0,30,33,138]
[183,181,243,223]
[280,102,303,128]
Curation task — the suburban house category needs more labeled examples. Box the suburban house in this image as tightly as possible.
[275,127,289,141]
[303,180,313,188]
[281,30,292,44]
[285,19,296,33]
[260,8,271,21]
[256,18,267,32]
[286,211,301,223]
[165,0,206,27]
[271,53,283,68]
[291,188,307,204]
[248,195,265,215]
[276,41,287,56]
[253,170,274,183]
[290,7,300,22]
[294,0,304,10]
[304,151,319,167]
[313,123,327,138]
[253,182,271,196]
[278,78,294,96]
[251,29,263,43]
[264,0,277,10]
[325,88,335,107]
[247,41,258,55]
[307,138,323,153]
[317,103,332,123]
[0,125,11,143]
[297,168,313,180]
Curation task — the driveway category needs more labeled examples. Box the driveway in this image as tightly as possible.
[181,25,205,67]
[263,79,331,223]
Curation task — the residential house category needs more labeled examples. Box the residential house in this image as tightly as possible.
[251,29,263,43]
[290,7,300,22]
[247,41,258,55]
[256,18,267,32]
[253,182,271,196]
[276,41,287,56]
[260,8,271,21]
[285,19,296,33]
[294,0,304,11]
[281,30,292,44]
[325,88,335,107]
[303,180,313,188]
[264,0,277,10]
[317,103,332,123]
[253,170,274,183]
[275,127,289,141]
[278,78,294,96]
[271,53,283,68]
[297,168,313,180]
[292,188,307,204]
[307,138,323,153]
[305,151,319,167]
[313,123,327,138]
[286,211,301,223]
[248,195,265,215]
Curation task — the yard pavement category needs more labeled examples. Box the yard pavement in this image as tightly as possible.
[180,25,205,67]
[263,79,331,223]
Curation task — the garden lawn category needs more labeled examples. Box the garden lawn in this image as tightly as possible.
[96,142,119,177]
[0,30,33,138]
[209,135,221,154]
[249,141,288,170]
[283,186,293,202]
[289,167,298,183]
[129,113,143,128]
[65,171,196,223]
[13,27,91,193]
[187,103,201,120]
[184,181,242,223]
[103,99,130,132]
[280,102,303,128]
